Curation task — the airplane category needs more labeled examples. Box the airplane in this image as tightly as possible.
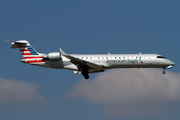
[7,40,175,79]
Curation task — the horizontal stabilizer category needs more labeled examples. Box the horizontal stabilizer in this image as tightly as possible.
[6,40,28,49]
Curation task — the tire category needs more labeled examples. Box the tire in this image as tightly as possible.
[84,74,89,79]
[82,71,89,79]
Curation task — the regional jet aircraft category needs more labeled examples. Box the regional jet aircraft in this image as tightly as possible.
[7,40,175,79]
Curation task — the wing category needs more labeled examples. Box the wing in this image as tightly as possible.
[59,48,104,73]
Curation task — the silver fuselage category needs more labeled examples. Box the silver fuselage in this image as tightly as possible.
[9,40,175,79]
[35,54,175,72]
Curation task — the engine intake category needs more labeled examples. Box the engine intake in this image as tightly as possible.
[42,52,61,61]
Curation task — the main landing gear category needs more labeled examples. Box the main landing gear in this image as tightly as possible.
[162,67,166,74]
[82,70,89,79]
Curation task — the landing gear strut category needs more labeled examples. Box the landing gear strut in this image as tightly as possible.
[82,70,89,79]
[162,67,166,74]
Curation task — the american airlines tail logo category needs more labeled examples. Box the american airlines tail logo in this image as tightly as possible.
[139,58,143,63]
[17,44,44,63]
[18,46,38,55]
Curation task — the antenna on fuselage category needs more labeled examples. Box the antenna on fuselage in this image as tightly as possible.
[108,52,111,55]
[139,52,142,54]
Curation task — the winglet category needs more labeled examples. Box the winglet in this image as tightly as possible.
[59,48,67,55]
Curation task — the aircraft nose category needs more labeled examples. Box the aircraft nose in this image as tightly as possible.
[166,60,175,69]
[167,60,175,66]
[171,61,175,66]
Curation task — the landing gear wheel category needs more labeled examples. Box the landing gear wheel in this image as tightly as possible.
[162,71,166,74]
[84,74,89,79]
[82,71,89,79]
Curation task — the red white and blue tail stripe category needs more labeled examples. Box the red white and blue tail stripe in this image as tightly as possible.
[9,40,45,64]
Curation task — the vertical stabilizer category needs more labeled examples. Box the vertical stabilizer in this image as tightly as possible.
[8,40,45,64]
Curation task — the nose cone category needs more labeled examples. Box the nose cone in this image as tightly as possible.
[171,61,175,66]
[167,60,175,66]
[166,60,175,69]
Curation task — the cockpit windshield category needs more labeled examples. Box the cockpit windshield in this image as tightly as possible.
[157,56,166,59]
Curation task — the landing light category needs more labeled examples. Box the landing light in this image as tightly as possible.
[167,65,173,69]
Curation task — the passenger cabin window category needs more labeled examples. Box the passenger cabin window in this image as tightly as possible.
[157,56,165,58]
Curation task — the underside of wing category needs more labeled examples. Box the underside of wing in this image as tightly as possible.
[88,69,104,73]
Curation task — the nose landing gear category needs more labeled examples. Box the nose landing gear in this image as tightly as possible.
[162,70,166,74]
[162,67,166,74]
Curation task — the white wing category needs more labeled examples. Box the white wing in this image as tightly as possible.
[59,48,104,73]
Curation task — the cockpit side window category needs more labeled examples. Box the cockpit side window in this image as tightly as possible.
[157,56,166,58]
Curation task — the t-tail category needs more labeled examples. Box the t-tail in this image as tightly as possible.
[7,40,45,64]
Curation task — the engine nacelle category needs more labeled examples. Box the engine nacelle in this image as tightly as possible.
[42,52,61,61]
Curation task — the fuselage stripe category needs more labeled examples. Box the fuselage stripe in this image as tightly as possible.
[18,45,39,55]
[24,57,42,59]
[22,53,32,55]
[20,49,29,52]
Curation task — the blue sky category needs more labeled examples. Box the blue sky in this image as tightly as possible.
[1,0,180,120]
